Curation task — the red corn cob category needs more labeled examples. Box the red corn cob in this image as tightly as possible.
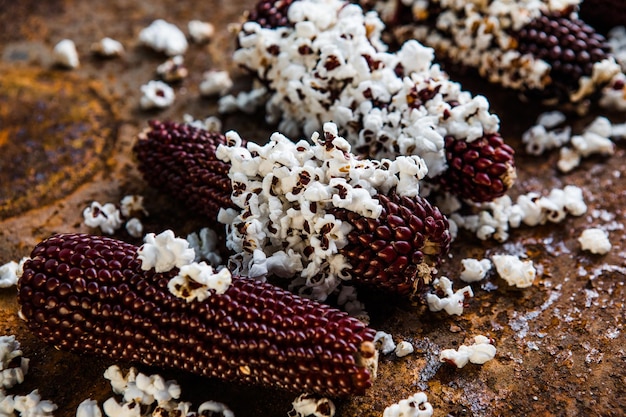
[247,0,296,28]
[133,122,451,296]
[18,233,377,397]
[579,0,626,33]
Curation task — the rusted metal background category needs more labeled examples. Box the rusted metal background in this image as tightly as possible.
[0,1,624,416]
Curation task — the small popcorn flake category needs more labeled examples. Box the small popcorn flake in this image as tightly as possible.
[76,399,102,417]
[186,227,222,265]
[198,401,235,417]
[156,55,188,82]
[188,20,215,43]
[288,393,335,417]
[168,262,232,302]
[140,80,175,110]
[374,331,396,355]
[394,341,414,358]
[125,218,144,239]
[440,335,496,369]
[491,254,536,288]
[182,114,223,132]
[0,335,29,390]
[460,258,492,283]
[0,260,20,288]
[199,70,233,96]
[53,39,79,69]
[83,202,124,235]
[426,277,473,316]
[137,230,195,273]
[138,19,188,56]
[120,195,148,218]
[382,392,433,417]
[578,228,612,255]
[90,37,124,57]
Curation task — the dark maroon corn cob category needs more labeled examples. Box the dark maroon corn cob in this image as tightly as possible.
[332,193,451,296]
[247,0,296,28]
[437,134,516,203]
[133,120,237,222]
[18,233,377,397]
[579,0,626,33]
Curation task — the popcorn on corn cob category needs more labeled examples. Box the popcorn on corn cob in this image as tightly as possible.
[235,0,516,203]
[134,121,451,300]
[362,0,620,106]
[18,233,378,397]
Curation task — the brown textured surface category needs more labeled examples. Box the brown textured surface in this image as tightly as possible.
[0,1,624,416]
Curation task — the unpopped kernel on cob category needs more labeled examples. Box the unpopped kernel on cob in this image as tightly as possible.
[363,0,621,106]
[234,0,516,203]
[134,121,451,300]
[17,232,378,398]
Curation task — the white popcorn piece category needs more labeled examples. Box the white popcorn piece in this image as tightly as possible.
[459,258,492,283]
[140,80,175,110]
[0,260,20,288]
[491,254,536,288]
[104,365,137,395]
[578,228,612,255]
[168,262,232,302]
[199,70,233,97]
[440,335,496,368]
[394,341,414,358]
[426,277,473,316]
[76,399,102,417]
[188,20,215,43]
[557,146,581,173]
[187,227,222,266]
[156,55,188,82]
[83,202,124,235]
[11,390,57,417]
[198,401,235,417]
[289,393,335,417]
[120,195,148,218]
[374,331,396,355]
[124,218,144,239]
[0,335,29,390]
[90,37,124,57]
[53,39,80,69]
[137,230,195,272]
[600,72,626,111]
[138,19,188,56]
[182,114,223,132]
[382,392,433,417]
[102,398,141,417]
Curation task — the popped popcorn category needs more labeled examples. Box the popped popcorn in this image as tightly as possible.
[0,260,23,288]
[53,39,79,69]
[76,399,102,417]
[459,258,492,283]
[182,114,223,132]
[188,20,215,43]
[199,70,233,97]
[578,228,612,255]
[137,230,195,272]
[168,262,232,301]
[491,254,536,288]
[288,393,335,417]
[140,80,175,110]
[394,341,415,358]
[90,37,124,57]
[9,390,57,417]
[382,392,433,417]
[83,202,124,235]
[440,335,496,368]
[426,276,473,316]
[186,227,222,265]
[0,336,29,390]
[120,195,148,218]
[138,19,188,56]
[156,55,188,82]
[374,331,396,355]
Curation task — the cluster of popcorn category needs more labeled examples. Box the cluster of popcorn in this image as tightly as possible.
[491,254,537,288]
[0,336,57,417]
[523,112,619,173]
[235,0,514,202]
[439,335,497,368]
[216,122,428,299]
[288,393,335,417]
[83,195,148,238]
[373,331,415,357]
[450,185,587,242]
[76,365,234,417]
[382,392,433,417]
[370,0,621,106]
[426,276,473,316]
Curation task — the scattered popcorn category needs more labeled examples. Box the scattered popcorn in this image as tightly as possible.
[76,399,102,417]
[156,55,188,82]
[83,202,124,235]
[522,113,571,155]
[182,114,223,132]
[53,39,79,69]
[187,227,222,266]
[188,20,215,43]
[578,228,612,255]
[216,123,427,300]
[569,117,615,158]
[137,230,195,272]
[90,37,124,57]
[440,335,496,368]
[218,87,268,114]
[382,392,433,417]
[8,390,57,417]
[491,254,536,288]
[125,218,144,238]
[138,19,188,56]
[168,261,232,302]
[120,195,148,218]
[288,393,335,417]
[426,277,473,316]
[199,70,233,97]
[0,260,22,288]
[394,341,414,358]
[0,336,29,390]
[197,401,235,417]
[459,258,492,283]
[140,80,175,110]
[373,331,396,355]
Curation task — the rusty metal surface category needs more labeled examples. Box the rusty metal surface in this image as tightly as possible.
[0,1,624,416]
